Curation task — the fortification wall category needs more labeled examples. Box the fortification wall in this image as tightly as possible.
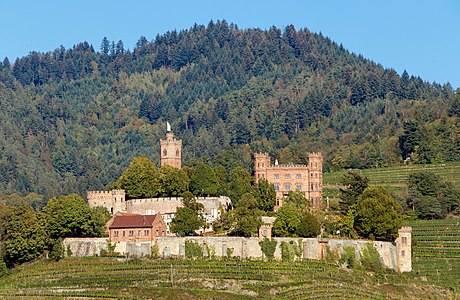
[87,191,113,212]
[63,236,407,272]
[126,196,231,215]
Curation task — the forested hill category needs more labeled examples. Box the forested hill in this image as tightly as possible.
[0,20,458,200]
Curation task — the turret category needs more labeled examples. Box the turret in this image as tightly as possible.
[160,123,182,169]
[307,152,323,209]
[111,189,126,215]
[254,152,270,184]
[396,227,412,272]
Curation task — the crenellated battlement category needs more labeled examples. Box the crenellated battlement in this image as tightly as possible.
[87,190,113,197]
[308,152,323,157]
[270,164,308,168]
[399,226,412,233]
[254,152,270,158]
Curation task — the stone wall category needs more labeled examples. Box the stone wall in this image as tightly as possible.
[63,235,409,272]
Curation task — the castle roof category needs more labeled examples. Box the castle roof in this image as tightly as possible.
[109,214,161,229]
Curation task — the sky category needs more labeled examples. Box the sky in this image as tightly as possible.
[0,0,459,88]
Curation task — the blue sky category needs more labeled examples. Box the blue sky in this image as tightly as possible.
[1,0,459,88]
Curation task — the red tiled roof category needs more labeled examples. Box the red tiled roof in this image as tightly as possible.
[109,214,160,229]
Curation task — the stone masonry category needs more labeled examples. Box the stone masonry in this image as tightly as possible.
[64,227,411,272]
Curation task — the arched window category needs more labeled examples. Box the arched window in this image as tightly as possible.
[163,149,167,156]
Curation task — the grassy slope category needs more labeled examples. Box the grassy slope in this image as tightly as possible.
[323,162,460,200]
[0,257,454,299]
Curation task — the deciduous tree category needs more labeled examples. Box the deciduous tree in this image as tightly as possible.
[353,186,402,241]
[5,203,46,266]
[43,194,97,239]
[112,156,161,198]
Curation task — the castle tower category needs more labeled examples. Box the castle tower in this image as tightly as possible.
[396,227,412,272]
[160,122,182,169]
[111,189,126,215]
[307,152,323,209]
[254,152,270,184]
[87,189,126,215]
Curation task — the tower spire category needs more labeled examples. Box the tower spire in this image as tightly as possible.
[166,122,171,132]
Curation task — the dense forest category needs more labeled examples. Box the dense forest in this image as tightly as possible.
[0,20,459,201]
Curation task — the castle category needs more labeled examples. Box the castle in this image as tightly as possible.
[254,152,323,209]
[82,126,412,272]
[87,123,231,234]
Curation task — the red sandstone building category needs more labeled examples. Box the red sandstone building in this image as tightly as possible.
[108,214,166,243]
[254,152,323,209]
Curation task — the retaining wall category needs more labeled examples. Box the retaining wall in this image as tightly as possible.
[63,236,402,271]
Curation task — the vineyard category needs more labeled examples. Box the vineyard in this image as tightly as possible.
[408,219,460,293]
[0,257,453,299]
[323,162,460,199]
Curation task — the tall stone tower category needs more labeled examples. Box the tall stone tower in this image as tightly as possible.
[160,122,182,169]
[396,227,412,272]
[254,152,270,184]
[307,152,323,208]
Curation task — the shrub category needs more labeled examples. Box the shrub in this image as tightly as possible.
[361,243,383,274]
[259,238,277,261]
[0,258,9,277]
[325,245,340,264]
[280,241,295,262]
[226,247,234,259]
[280,240,303,262]
[66,245,73,257]
[50,238,64,262]
[339,246,356,268]
[185,240,203,259]
[151,244,160,259]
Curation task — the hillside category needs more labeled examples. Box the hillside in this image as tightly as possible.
[0,257,454,299]
[0,20,458,199]
[323,162,460,200]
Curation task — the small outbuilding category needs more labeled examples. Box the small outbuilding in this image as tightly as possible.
[108,214,166,242]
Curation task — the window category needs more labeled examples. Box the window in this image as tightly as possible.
[274,174,279,179]
[129,230,134,236]
[176,149,180,157]
[138,230,141,236]
[402,236,407,246]
[295,174,301,179]
[285,184,291,191]
[144,230,149,236]
[163,149,167,156]
[262,230,267,237]
[296,184,302,191]
[401,250,405,257]
[285,174,290,179]
[122,231,126,237]
[114,231,118,237]
[274,183,279,191]
[262,174,265,178]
